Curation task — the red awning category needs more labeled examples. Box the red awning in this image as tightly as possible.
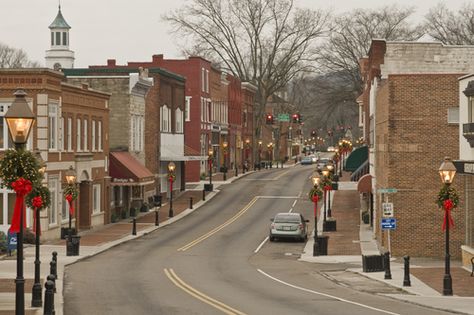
[357,174,372,193]
[110,152,155,185]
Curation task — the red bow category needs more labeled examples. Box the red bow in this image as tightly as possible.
[312,195,319,203]
[66,194,75,216]
[442,199,455,231]
[10,178,32,233]
[32,196,43,235]
[312,195,319,217]
[324,185,332,191]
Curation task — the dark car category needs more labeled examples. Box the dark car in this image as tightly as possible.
[300,156,313,165]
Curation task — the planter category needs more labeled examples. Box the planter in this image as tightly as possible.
[60,227,77,240]
[204,183,213,192]
[323,219,337,232]
[362,254,384,272]
[66,235,81,256]
[313,236,329,256]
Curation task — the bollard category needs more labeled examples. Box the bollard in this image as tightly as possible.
[403,256,411,286]
[202,189,206,201]
[50,259,57,282]
[189,197,193,209]
[155,210,159,226]
[384,251,392,280]
[52,252,58,279]
[43,280,55,315]
[132,218,137,235]
[47,273,56,295]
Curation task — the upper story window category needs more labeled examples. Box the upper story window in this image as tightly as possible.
[91,120,96,151]
[468,97,474,123]
[67,117,72,151]
[48,177,58,225]
[160,106,171,132]
[131,114,144,151]
[48,102,59,150]
[93,184,101,214]
[201,68,205,92]
[76,118,81,151]
[55,32,61,46]
[176,108,183,133]
[62,32,67,46]
[83,118,88,151]
[185,96,191,122]
[98,121,103,151]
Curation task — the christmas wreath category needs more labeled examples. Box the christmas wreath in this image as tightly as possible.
[168,172,176,182]
[63,185,78,201]
[309,185,323,201]
[436,183,459,208]
[0,149,41,189]
[319,176,332,191]
[26,184,51,210]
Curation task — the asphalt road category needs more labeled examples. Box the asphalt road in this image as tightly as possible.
[64,166,453,315]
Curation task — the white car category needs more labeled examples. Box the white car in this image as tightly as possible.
[269,212,309,242]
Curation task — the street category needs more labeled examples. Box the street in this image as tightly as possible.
[64,167,452,315]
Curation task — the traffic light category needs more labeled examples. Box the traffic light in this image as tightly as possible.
[292,113,299,123]
[266,114,274,125]
[311,130,316,137]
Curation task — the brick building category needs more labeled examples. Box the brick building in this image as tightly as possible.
[359,39,474,258]
[64,62,189,214]
[0,69,110,241]
[241,82,257,167]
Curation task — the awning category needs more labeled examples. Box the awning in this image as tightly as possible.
[357,174,372,193]
[110,152,155,186]
[345,145,368,172]
[160,145,207,161]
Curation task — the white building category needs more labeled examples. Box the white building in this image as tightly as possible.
[45,5,75,70]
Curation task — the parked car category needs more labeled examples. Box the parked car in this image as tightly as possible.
[300,156,313,165]
[269,212,309,242]
[327,146,336,152]
[309,155,318,163]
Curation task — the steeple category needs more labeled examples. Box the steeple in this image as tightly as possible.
[45,3,75,70]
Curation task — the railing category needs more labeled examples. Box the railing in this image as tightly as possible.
[350,159,369,182]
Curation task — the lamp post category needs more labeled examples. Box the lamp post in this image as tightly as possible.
[244,138,250,172]
[321,165,330,225]
[168,162,176,218]
[326,160,334,217]
[31,151,46,307]
[438,157,456,296]
[258,140,262,169]
[5,89,36,315]
[65,166,76,237]
[267,143,273,168]
[222,141,228,181]
[208,148,213,188]
[311,174,321,238]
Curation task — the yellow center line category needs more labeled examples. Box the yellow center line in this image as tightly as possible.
[164,268,247,315]
[273,170,290,180]
[177,196,258,251]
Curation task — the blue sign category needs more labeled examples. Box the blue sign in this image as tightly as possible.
[7,229,17,252]
[381,218,396,230]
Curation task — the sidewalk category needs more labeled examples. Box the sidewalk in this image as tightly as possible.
[300,173,474,315]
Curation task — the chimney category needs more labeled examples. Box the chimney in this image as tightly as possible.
[107,59,116,67]
[152,54,163,64]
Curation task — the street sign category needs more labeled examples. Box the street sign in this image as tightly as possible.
[382,202,394,217]
[7,229,17,252]
[277,113,290,122]
[378,188,397,194]
[381,218,396,230]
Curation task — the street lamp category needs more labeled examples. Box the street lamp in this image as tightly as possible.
[438,157,456,296]
[208,148,213,189]
[244,138,250,173]
[5,89,35,315]
[168,162,176,218]
[311,174,321,238]
[321,165,330,225]
[65,165,76,237]
[258,140,262,170]
[31,150,46,307]
[222,141,228,181]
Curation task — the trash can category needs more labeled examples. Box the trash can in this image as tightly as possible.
[66,235,81,256]
[204,183,213,192]
[362,254,384,272]
[154,195,162,207]
[313,236,329,256]
[60,227,76,240]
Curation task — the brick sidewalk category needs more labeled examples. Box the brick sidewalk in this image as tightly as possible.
[326,190,361,256]
[411,267,474,296]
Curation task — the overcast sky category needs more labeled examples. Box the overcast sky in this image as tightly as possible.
[1,0,468,68]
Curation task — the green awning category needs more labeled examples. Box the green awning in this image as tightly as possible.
[345,145,368,172]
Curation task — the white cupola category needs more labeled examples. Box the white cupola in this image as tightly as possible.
[45,4,75,70]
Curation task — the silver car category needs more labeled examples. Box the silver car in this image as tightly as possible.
[269,213,309,242]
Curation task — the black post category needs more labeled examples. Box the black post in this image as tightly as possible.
[132,218,137,236]
[323,190,327,224]
[168,181,174,218]
[327,189,332,217]
[403,255,411,286]
[384,252,392,280]
[209,159,212,186]
[43,280,54,315]
[31,206,42,307]
[313,200,319,256]
[15,204,25,315]
[223,152,227,181]
[189,197,193,209]
[202,189,206,201]
[443,220,453,295]
[46,275,55,314]
[52,252,57,279]
[155,210,159,226]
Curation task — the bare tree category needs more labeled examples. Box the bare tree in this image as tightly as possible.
[0,42,40,68]
[164,0,330,138]
[423,3,474,45]
[318,5,422,93]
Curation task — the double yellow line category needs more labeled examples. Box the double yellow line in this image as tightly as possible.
[177,196,258,251]
[164,268,247,315]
